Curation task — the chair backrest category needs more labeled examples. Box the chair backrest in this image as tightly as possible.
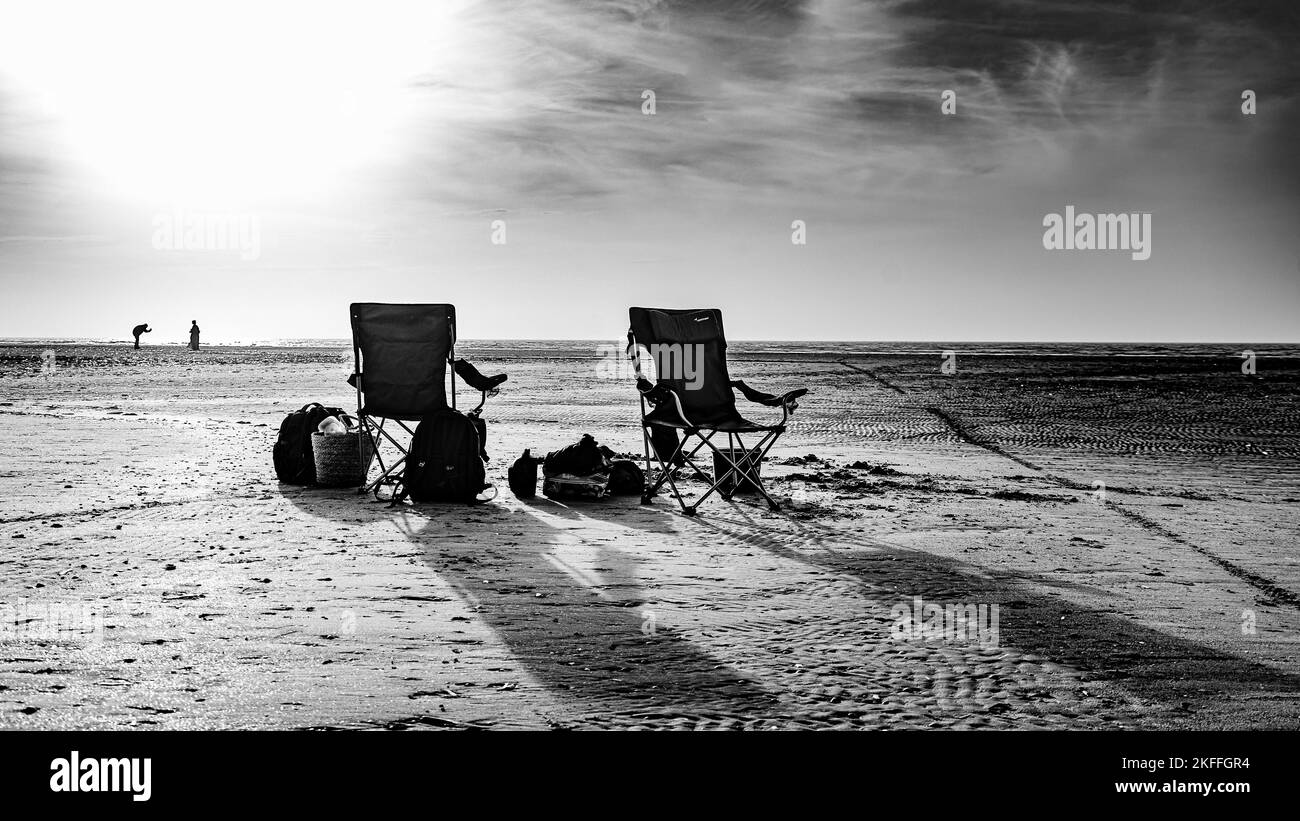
[351,303,455,419]
[629,307,736,421]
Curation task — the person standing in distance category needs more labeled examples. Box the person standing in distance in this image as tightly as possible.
[189,320,201,351]
[132,323,151,349]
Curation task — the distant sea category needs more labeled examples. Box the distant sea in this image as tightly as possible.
[2,339,1298,359]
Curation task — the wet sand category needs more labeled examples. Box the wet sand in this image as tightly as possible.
[1,343,1298,729]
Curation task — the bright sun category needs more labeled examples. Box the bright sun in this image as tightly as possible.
[0,0,471,204]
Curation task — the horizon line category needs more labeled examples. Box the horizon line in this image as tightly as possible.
[3,337,1298,346]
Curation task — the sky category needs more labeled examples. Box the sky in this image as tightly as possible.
[0,0,1297,343]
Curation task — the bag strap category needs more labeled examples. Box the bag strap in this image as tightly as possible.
[300,402,323,413]
[388,480,410,507]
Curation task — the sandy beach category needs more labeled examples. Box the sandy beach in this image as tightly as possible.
[1,342,1297,730]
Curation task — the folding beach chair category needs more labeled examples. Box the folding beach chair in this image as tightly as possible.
[627,307,807,515]
[349,303,507,497]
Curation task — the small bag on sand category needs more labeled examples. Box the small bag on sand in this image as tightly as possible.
[508,449,540,499]
[542,434,612,500]
[543,473,610,500]
[543,434,610,477]
[608,459,645,495]
[311,415,373,487]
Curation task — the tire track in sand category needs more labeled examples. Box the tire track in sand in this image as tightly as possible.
[837,362,1300,612]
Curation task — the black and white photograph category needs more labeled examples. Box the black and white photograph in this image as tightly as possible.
[0,0,1296,803]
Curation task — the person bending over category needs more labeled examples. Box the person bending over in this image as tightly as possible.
[132,323,151,349]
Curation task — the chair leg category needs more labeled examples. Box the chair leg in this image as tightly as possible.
[357,418,380,495]
[678,428,787,513]
[640,422,657,504]
[676,430,732,510]
[641,422,788,516]
[642,435,674,498]
[642,425,702,515]
[361,416,413,498]
[720,433,736,501]
[738,430,785,511]
[659,435,696,515]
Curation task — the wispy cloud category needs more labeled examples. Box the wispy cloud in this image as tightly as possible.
[385,0,1299,210]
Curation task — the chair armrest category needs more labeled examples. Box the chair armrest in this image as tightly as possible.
[731,380,807,409]
[454,358,507,393]
[637,378,694,427]
[731,380,807,426]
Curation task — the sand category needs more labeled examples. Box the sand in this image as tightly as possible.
[1,343,1298,730]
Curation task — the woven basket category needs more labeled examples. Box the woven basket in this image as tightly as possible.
[312,430,374,487]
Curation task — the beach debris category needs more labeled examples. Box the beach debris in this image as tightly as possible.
[777,454,825,466]
[989,489,1075,503]
[847,461,902,476]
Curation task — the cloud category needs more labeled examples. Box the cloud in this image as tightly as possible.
[377,0,1296,218]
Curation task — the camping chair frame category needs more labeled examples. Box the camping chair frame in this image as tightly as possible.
[627,311,806,516]
[350,304,502,499]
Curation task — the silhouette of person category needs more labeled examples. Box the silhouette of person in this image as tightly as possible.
[132,323,151,349]
[188,320,200,351]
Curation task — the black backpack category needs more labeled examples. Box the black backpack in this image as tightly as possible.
[394,408,491,504]
[274,402,347,484]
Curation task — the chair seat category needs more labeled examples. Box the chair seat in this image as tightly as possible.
[358,403,442,423]
[644,414,781,433]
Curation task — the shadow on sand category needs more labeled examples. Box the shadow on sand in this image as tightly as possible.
[282,485,1300,728]
[282,485,788,727]
[684,503,1300,727]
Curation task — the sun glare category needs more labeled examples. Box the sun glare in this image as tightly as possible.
[0,0,471,204]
